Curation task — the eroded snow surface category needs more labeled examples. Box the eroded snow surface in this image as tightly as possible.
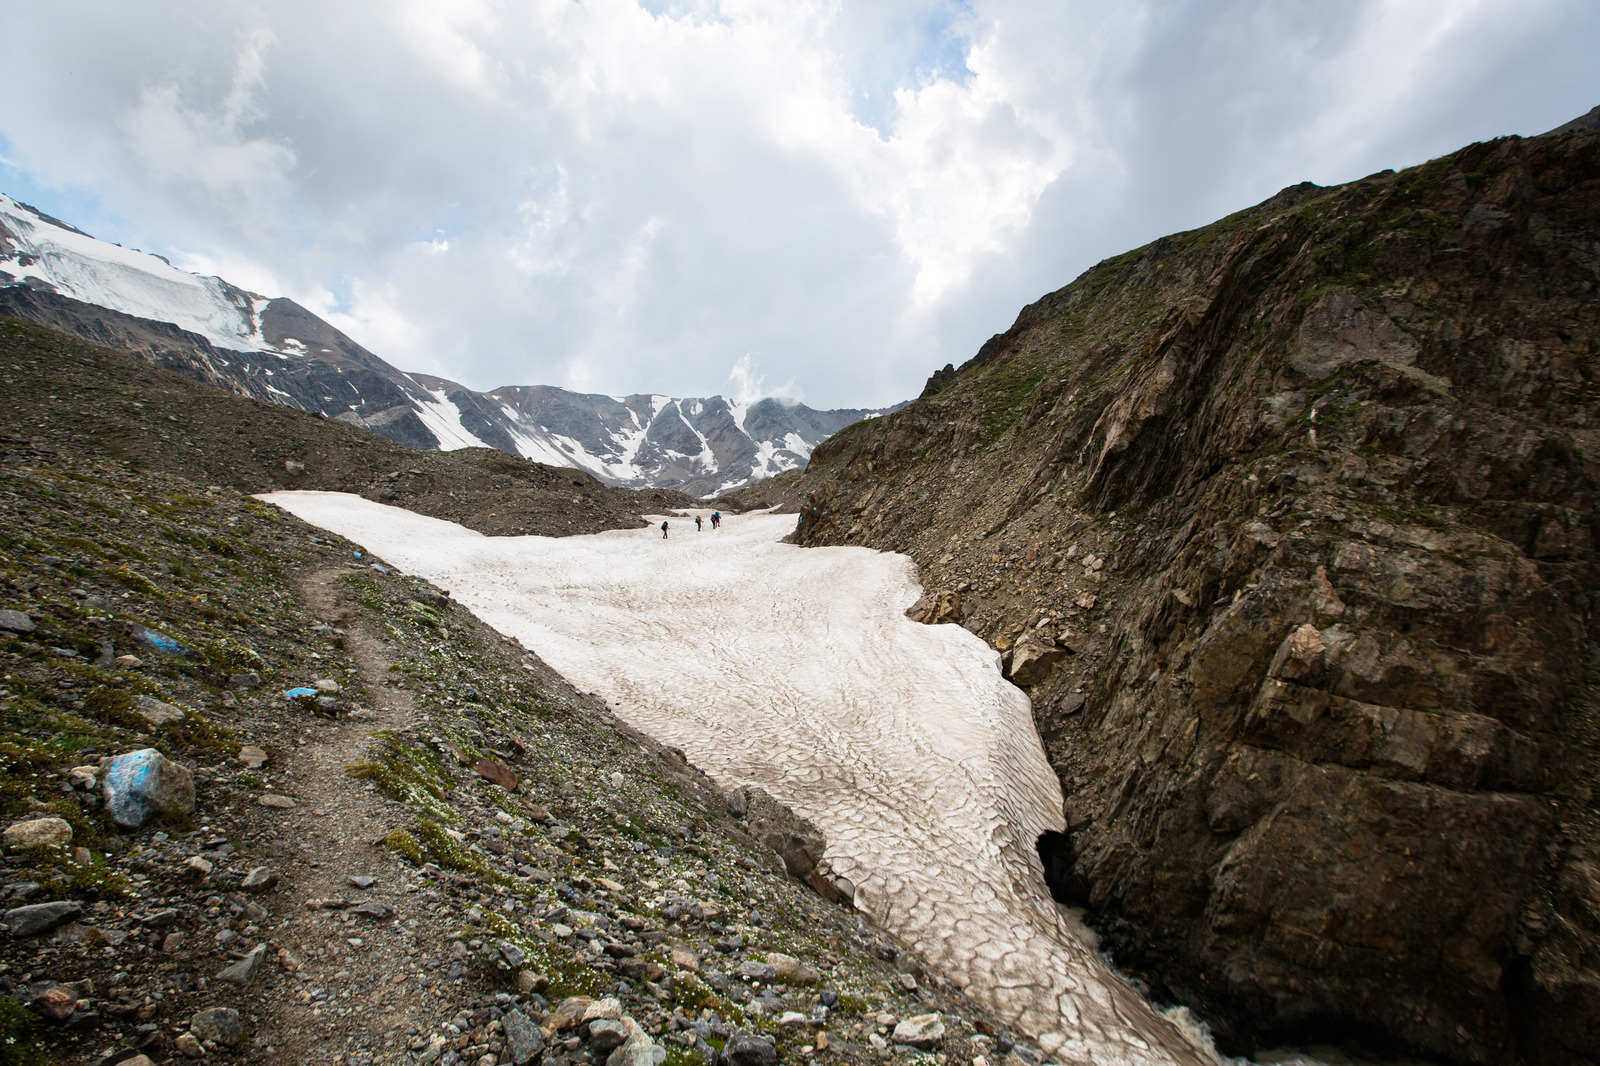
[262,493,1210,1065]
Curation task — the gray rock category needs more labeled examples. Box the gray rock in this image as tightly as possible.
[3,816,72,850]
[348,875,376,889]
[606,1018,658,1066]
[5,899,84,937]
[503,1009,544,1065]
[892,1013,946,1047]
[189,1006,243,1046]
[240,867,277,893]
[258,794,296,808]
[0,609,35,633]
[730,785,826,879]
[102,748,195,829]
[215,943,266,986]
[589,1019,629,1052]
[733,961,776,982]
[717,1031,777,1066]
[497,941,525,968]
[141,909,178,929]
[351,900,393,920]
[131,695,185,728]
[229,672,262,688]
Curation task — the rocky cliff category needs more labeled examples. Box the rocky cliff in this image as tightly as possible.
[750,123,1600,1063]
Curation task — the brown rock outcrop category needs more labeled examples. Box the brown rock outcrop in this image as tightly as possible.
[759,123,1600,1063]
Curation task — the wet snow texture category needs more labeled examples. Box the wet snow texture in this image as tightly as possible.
[263,492,1205,1065]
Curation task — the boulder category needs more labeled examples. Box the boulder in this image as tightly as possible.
[131,695,185,728]
[732,785,826,880]
[718,1032,777,1066]
[503,1008,545,1065]
[475,758,518,790]
[5,900,84,937]
[189,1006,243,1046]
[605,1018,657,1066]
[589,1019,629,1053]
[0,609,35,633]
[102,748,195,829]
[3,817,72,850]
[1006,635,1068,686]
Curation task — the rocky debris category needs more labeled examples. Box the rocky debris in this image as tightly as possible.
[102,747,195,828]
[2,816,72,849]
[5,899,84,937]
[731,784,825,879]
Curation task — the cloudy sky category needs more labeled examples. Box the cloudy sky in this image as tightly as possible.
[1,1,1596,408]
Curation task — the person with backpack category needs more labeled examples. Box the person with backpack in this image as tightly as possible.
[661,520,669,539]
[695,515,703,532]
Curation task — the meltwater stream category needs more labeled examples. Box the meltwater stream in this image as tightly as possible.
[264,494,1211,1065]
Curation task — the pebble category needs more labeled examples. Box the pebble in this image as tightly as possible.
[2,816,73,850]
[185,856,214,876]
[893,1013,947,1047]
[29,982,77,1022]
[237,745,269,769]
[174,1031,204,1057]
[351,900,394,919]
[131,694,185,727]
[162,931,185,952]
[313,677,341,694]
[348,875,376,889]
[258,794,297,808]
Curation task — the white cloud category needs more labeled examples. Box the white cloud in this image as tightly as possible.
[0,0,1596,408]
[728,353,802,404]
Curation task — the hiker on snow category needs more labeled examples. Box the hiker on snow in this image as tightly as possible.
[695,515,703,531]
[661,520,669,539]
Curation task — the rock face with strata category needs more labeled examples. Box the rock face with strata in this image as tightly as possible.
[756,124,1600,1063]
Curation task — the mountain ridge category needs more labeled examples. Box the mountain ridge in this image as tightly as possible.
[0,194,898,496]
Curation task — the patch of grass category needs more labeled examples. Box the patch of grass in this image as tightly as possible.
[834,993,870,1015]
[347,731,459,824]
[412,819,510,885]
[0,995,51,1066]
[381,829,426,865]
[160,709,240,756]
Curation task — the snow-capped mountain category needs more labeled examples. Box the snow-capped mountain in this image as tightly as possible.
[0,193,895,495]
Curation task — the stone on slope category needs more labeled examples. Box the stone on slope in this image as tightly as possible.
[475,758,518,790]
[190,1007,243,1046]
[718,1032,777,1066]
[503,1009,545,1066]
[5,900,85,938]
[215,943,266,986]
[3,817,72,850]
[893,1013,946,1047]
[0,608,36,633]
[732,785,826,880]
[102,748,195,829]
[131,695,185,728]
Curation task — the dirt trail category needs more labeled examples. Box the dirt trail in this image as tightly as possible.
[251,568,456,1066]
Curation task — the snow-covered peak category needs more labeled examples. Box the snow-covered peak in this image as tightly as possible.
[0,194,271,353]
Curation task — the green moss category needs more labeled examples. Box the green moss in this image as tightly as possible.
[161,709,240,756]
[201,636,266,676]
[834,993,870,1015]
[413,819,508,884]
[381,829,426,865]
[108,566,161,597]
[347,731,459,823]
[408,601,444,628]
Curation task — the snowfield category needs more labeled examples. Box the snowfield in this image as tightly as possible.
[262,493,1210,1065]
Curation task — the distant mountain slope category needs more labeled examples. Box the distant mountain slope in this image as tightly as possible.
[0,193,895,495]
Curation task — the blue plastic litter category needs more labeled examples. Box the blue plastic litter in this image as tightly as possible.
[284,687,318,699]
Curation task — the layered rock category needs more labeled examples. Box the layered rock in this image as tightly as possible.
[754,124,1600,1062]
